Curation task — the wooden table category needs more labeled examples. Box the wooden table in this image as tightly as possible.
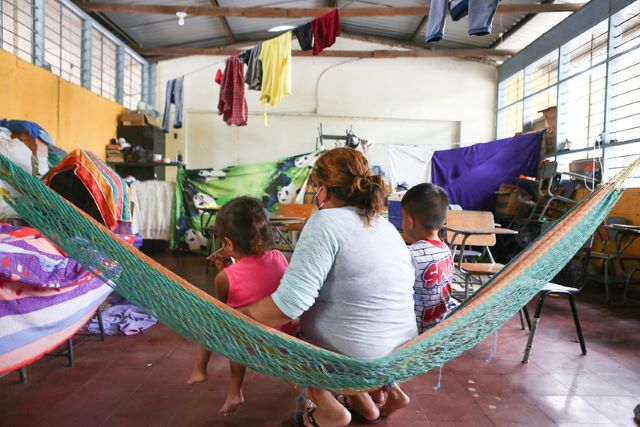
[269,216,306,251]
[442,225,518,250]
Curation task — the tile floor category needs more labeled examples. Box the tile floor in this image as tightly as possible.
[1,252,639,426]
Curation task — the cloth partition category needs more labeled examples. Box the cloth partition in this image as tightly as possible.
[131,181,175,240]
[431,132,542,211]
[173,151,320,253]
[43,149,131,231]
[388,145,433,190]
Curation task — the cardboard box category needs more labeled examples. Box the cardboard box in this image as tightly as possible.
[495,184,532,216]
[119,112,159,127]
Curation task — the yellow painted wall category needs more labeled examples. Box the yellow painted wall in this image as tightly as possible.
[0,49,124,158]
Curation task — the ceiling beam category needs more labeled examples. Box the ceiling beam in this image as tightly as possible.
[341,31,434,51]
[489,0,557,48]
[139,47,517,59]
[81,4,586,18]
[209,0,236,43]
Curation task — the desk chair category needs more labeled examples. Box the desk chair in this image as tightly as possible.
[522,236,593,363]
[445,211,504,300]
[272,204,316,252]
[590,217,626,302]
[525,161,578,222]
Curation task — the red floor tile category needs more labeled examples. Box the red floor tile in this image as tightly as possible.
[2,252,640,426]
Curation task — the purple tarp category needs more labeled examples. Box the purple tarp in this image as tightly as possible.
[431,132,542,211]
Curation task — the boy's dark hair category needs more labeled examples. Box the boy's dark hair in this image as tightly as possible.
[401,183,449,230]
[215,196,272,255]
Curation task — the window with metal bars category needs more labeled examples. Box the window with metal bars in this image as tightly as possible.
[91,28,117,101]
[123,53,143,110]
[604,142,639,187]
[44,0,82,85]
[525,50,558,97]
[608,50,640,143]
[610,1,640,56]
[1,0,34,63]
[497,71,524,109]
[496,102,523,139]
[559,19,608,81]
[524,87,557,128]
[557,64,606,151]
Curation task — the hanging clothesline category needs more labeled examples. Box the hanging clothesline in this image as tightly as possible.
[162,3,354,129]
[174,0,357,78]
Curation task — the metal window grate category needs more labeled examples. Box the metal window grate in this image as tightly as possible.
[557,64,606,151]
[498,71,524,109]
[525,50,558,97]
[44,0,82,85]
[608,51,640,143]
[604,142,640,188]
[610,2,640,55]
[123,53,143,110]
[91,28,117,101]
[496,102,523,139]
[524,86,557,128]
[1,0,34,63]
[559,20,608,81]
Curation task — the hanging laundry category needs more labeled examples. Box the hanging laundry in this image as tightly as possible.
[449,0,469,20]
[239,45,263,91]
[218,55,248,126]
[293,23,313,51]
[426,0,498,42]
[311,9,341,55]
[215,68,223,85]
[259,31,292,125]
[162,76,184,133]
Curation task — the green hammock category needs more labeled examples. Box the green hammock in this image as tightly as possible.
[1,154,636,393]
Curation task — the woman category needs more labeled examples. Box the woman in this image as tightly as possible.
[243,148,417,426]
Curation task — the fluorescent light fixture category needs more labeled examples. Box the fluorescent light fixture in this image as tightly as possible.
[268,25,296,32]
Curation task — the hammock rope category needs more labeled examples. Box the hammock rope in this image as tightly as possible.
[1,155,636,393]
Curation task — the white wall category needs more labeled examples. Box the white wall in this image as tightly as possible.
[157,38,497,175]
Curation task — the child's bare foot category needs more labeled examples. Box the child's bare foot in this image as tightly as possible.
[380,384,411,418]
[186,370,208,385]
[219,392,244,416]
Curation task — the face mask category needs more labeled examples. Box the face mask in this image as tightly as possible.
[313,186,326,210]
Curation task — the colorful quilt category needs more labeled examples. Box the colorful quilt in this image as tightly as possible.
[0,225,138,375]
[42,149,131,230]
[173,152,320,252]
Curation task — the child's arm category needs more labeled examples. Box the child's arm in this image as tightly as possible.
[214,271,230,304]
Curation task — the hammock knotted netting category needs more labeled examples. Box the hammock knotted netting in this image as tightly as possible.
[1,154,637,393]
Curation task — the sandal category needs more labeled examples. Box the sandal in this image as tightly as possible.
[290,407,320,427]
[337,395,381,425]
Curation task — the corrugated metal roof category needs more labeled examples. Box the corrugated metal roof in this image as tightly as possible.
[87,0,581,53]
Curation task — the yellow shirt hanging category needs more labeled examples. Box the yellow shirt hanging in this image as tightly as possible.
[259,32,292,125]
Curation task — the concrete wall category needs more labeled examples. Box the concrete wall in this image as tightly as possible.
[157,38,498,177]
[0,49,124,157]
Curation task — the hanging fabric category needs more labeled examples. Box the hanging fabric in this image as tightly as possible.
[239,45,263,91]
[311,9,341,55]
[162,76,184,133]
[426,0,498,42]
[293,23,313,51]
[259,31,292,125]
[217,55,248,126]
[387,145,433,190]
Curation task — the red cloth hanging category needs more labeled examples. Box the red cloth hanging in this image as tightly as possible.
[217,55,248,126]
[311,9,341,55]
